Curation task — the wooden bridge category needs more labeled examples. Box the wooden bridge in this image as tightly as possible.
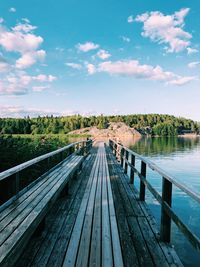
[0,139,200,267]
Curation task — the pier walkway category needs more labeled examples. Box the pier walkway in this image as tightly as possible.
[0,140,188,266]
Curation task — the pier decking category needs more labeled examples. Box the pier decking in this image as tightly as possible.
[0,141,184,267]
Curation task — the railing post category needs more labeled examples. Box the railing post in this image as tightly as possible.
[124,150,129,174]
[81,142,84,155]
[130,154,135,184]
[139,161,146,201]
[160,177,172,243]
[85,141,88,155]
[114,143,117,157]
[120,147,125,168]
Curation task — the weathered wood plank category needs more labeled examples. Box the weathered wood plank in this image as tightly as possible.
[0,156,84,267]
[89,150,103,267]
[0,156,78,234]
[0,156,80,245]
[101,145,113,267]
[62,148,100,267]
[108,146,182,267]
[107,153,139,267]
[75,150,101,266]
[104,147,124,267]
[0,155,75,222]
[22,153,96,267]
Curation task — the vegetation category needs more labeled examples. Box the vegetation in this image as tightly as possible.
[0,114,199,136]
[0,134,84,172]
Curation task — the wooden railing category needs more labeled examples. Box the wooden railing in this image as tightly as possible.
[0,139,93,209]
[109,139,200,251]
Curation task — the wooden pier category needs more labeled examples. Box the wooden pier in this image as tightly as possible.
[0,139,200,266]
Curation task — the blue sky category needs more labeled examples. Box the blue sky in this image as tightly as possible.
[0,0,200,120]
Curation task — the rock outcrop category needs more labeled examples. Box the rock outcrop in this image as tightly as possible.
[68,122,141,143]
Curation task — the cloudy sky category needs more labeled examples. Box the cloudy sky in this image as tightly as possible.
[0,0,200,120]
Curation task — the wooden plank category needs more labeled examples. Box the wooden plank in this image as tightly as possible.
[0,157,84,267]
[88,150,103,267]
[127,183,183,266]
[0,155,76,222]
[0,156,80,244]
[75,150,101,266]
[46,152,97,267]
[108,148,171,267]
[101,145,113,267]
[108,159,139,267]
[104,147,124,267]
[137,217,169,267]
[23,153,96,267]
[106,148,152,267]
[62,148,100,267]
[0,156,78,234]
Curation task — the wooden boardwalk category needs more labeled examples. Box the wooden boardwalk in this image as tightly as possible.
[9,142,182,267]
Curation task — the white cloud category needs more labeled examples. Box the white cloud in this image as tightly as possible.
[135,8,193,53]
[16,50,46,69]
[87,59,196,86]
[0,25,43,53]
[12,23,37,33]
[86,63,96,75]
[0,72,57,95]
[0,105,97,118]
[168,76,196,85]
[32,74,57,82]
[120,36,130,42]
[0,20,45,70]
[32,85,50,92]
[77,42,99,52]
[0,81,28,95]
[187,47,198,55]
[96,49,111,60]
[0,18,4,23]
[127,15,134,23]
[0,105,60,118]
[65,62,82,69]
[188,61,200,68]
[9,7,16,13]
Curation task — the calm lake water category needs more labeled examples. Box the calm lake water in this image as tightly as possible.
[127,137,200,267]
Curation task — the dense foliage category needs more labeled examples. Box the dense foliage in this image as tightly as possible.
[0,114,199,136]
[0,135,83,172]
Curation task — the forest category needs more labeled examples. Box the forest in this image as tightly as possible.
[0,114,199,136]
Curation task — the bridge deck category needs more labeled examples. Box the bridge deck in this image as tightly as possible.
[15,142,182,267]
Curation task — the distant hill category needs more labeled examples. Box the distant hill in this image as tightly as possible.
[0,114,199,137]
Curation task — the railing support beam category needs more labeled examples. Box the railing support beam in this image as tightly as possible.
[160,177,172,243]
[130,154,135,184]
[124,150,129,174]
[139,161,146,201]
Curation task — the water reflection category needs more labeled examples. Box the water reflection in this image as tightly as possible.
[129,136,200,157]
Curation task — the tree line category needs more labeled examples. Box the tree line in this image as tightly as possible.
[0,114,199,136]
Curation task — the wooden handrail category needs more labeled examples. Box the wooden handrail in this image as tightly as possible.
[109,139,200,251]
[0,139,93,210]
[0,139,92,182]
